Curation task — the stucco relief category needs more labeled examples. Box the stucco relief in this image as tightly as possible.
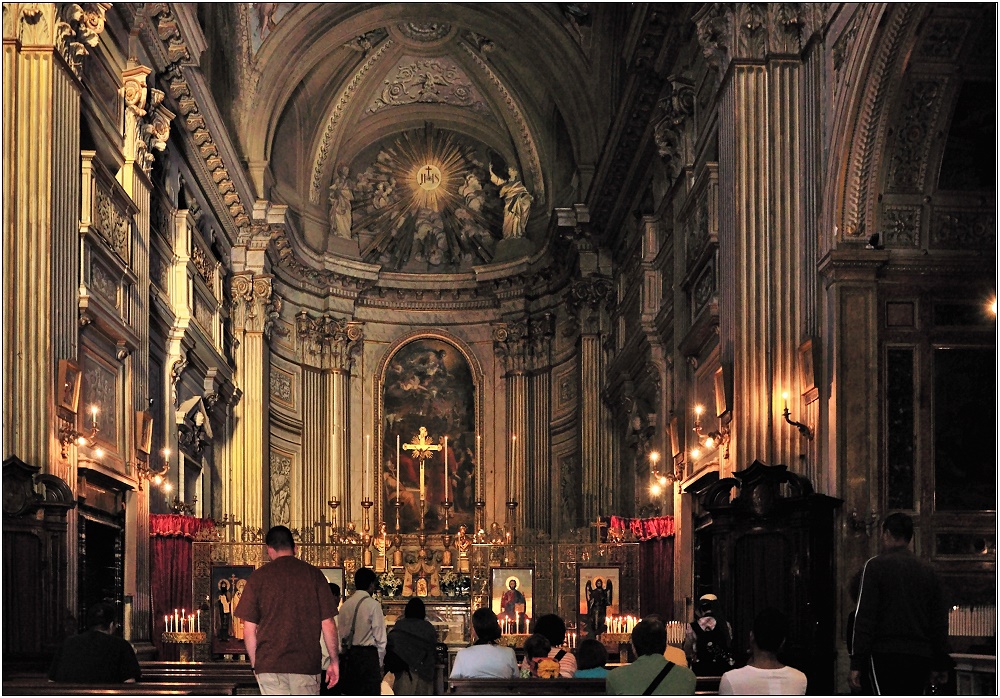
[881,206,921,247]
[930,210,995,250]
[269,452,292,526]
[367,57,490,115]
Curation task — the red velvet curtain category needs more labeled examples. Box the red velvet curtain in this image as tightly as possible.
[150,515,215,659]
[609,516,675,619]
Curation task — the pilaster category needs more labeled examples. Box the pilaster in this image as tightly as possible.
[492,320,529,529]
[527,313,554,532]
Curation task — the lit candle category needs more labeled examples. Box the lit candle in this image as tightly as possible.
[396,434,401,502]
[90,404,99,429]
[197,610,201,633]
[443,436,449,502]
[164,615,169,633]
[508,435,516,502]
[174,609,179,632]
[782,391,789,411]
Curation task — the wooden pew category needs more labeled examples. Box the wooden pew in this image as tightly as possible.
[446,675,721,695]
[1,679,235,695]
[447,677,607,694]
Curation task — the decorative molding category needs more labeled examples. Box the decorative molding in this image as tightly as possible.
[366,56,490,116]
[294,310,364,371]
[840,5,915,239]
[461,42,545,205]
[886,78,945,192]
[492,319,530,374]
[396,22,452,43]
[916,17,970,61]
[230,273,273,334]
[653,77,695,180]
[929,209,995,250]
[149,3,253,235]
[54,3,110,78]
[269,369,293,406]
[94,181,132,262]
[269,451,292,526]
[191,244,217,288]
[309,39,395,204]
[880,205,921,247]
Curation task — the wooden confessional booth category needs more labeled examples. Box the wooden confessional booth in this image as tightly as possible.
[690,460,841,694]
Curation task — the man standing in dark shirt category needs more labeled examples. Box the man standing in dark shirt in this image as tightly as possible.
[850,513,952,695]
[234,525,340,695]
[48,602,141,683]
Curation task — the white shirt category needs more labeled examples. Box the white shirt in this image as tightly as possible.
[449,644,519,679]
[337,590,387,665]
[719,665,808,695]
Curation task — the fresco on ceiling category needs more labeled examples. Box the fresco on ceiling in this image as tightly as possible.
[250,3,292,53]
[381,338,476,534]
[332,126,525,272]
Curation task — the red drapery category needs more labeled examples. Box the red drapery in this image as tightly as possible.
[609,516,675,619]
[150,515,215,659]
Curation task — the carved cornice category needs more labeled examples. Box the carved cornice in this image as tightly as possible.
[294,310,364,371]
[589,8,671,235]
[147,3,254,236]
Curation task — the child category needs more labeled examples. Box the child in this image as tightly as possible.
[521,633,560,678]
[574,639,610,678]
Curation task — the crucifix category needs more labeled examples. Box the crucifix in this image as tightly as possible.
[402,426,442,503]
[218,514,242,542]
[590,514,608,543]
[314,514,333,544]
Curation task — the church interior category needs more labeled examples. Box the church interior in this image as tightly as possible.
[3,2,996,694]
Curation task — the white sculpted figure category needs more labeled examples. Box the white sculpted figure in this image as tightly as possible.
[328,165,354,238]
[489,164,532,239]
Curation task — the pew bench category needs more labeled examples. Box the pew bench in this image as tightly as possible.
[446,675,721,695]
[1,679,236,695]
[447,677,606,694]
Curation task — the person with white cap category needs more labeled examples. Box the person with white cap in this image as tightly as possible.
[684,593,734,676]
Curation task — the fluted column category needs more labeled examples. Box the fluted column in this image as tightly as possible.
[230,270,273,531]
[296,311,363,531]
[493,321,529,529]
[569,278,613,522]
[528,314,554,532]
[697,3,819,470]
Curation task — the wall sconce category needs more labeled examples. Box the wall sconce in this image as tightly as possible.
[648,450,677,499]
[135,448,171,491]
[848,509,879,536]
[58,404,101,457]
[693,405,731,458]
[782,392,814,440]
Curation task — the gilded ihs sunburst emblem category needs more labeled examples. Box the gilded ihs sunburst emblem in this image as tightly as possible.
[338,125,505,272]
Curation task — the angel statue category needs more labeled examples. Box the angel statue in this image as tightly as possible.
[489,164,532,239]
[585,577,613,636]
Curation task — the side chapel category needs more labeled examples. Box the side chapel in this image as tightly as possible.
[3,3,995,694]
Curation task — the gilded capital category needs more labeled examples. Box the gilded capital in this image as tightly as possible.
[294,310,363,371]
[230,272,273,334]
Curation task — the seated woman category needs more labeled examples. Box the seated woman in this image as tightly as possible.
[385,597,438,695]
[573,638,610,679]
[520,633,560,678]
[449,608,519,679]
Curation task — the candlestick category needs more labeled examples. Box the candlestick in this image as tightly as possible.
[197,610,201,633]
[443,436,449,501]
[419,461,425,501]
[475,434,482,500]
[508,434,515,503]
[396,434,401,502]
[365,434,370,501]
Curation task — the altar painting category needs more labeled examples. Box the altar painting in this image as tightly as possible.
[382,338,475,534]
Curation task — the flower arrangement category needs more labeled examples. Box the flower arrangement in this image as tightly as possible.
[440,569,460,588]
[379,571,402,596]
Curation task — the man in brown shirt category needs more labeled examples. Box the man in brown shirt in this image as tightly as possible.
[234,526,339,695]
